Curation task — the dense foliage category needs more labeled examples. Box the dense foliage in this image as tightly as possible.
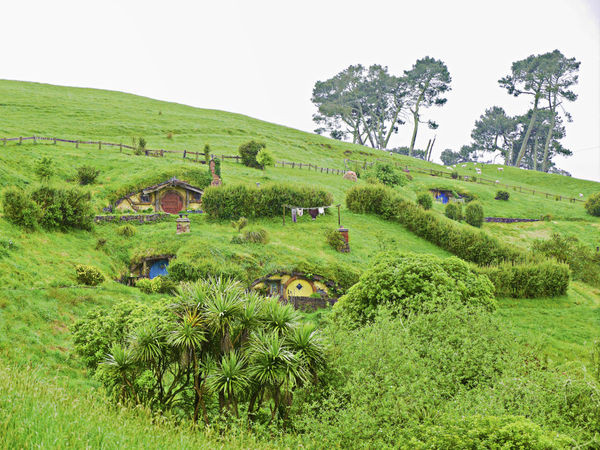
[444,202,462,221]
[75,264,104,286]
[333,252,495,324]
[325,228,346,252]
[416,191,433,210]
[346,185,523,265]
[135,276,177,294]
[363,162,408,187]
[465,201,484,227]
[202,183,333,220]
[532,233,600,287]
[238,140,266,169]
[479,261,570,298]
[117,224,136,237]
[585,192,600,217]
[495,190,510,201]
[76,165,100,185]
[73,278,325,427]
[3,185,93,231]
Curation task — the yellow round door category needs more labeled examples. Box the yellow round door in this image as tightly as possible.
[285,278,314,298]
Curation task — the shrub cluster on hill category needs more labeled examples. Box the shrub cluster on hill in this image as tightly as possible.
[445,202,462,221]
[76,165,100,185]
[202,183,333,220]
[465,201,484,227]
[75,264,104,286]
[585,192,600,217]
[479,261,570,298]
[346,184,523,266]
[238,140,266,169]
[333,252,495,324]
[2,185,93,231]
[363,162,409,187]
[495,190,510,200]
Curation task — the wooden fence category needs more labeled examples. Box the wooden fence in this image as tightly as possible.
[275,160,345,175]
[344,158,585,204]
[1,135,242,163]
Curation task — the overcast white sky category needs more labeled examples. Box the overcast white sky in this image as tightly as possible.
[2,0,599,181]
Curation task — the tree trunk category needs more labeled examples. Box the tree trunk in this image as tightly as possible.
[515,94,540,167]
[408,105,420,157]
[532,136,539,171]
[541,93,557,172]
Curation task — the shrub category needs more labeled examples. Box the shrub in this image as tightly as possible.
[204,144,211,164]
[465,201,484,227]
[30,186,94,230]
[495,190,510,200]
[76,166,100,185]
[34,156,54,182]
[333,252,495,324]
[242,229,268,244]
[95,238,107,250]
[167,261,201,282]
[325,228,346,252]
[451,170,459,179]
[202,183,333,220]
[363,162,408,187]
[238,140,266,169]
[256,149,275,169]
[117,224,136,237]
[345,185,524,266]
[136,276,177,295]
[1,186,41,230]
[231,217,248,232]
[585,192,600,217]
[75,264,104,286]
[445,202,462,221]
[479,261,570,298]
[416,192,433,210]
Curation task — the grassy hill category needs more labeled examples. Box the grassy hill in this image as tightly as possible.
[0,80,599,447]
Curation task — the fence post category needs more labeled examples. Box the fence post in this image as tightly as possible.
[53,137,56,145]
[183,149,186,158]
[76,140,79,149]
[19,136,22,145]
[99,141,102,150]
[120,143,123,153]
[2,138,5,146]
[221,154,224,162]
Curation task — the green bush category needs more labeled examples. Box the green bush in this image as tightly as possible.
[30,186,94,231]
[202,183,333,220]
[167,261,201,282]
[242,229,268,244]
[76,166,100,185]
[333,252,495,324]
[346,185,523,266]
[34,156,54,182]
[363,162,408,187]
[479,261,570,298]
[238,140,266,169]
[495,190,510,200]
[585,192,600,217]
[256,148,274,169]
[75,264,104,286]
[325,228,346,252]
[136,276,177,295]
[117,224,136,237]
[416,192,433,210]
[532,233,600,287]
[451,170,459,179]
[1,186,41,230]
[465,201,484,227]
[444,202,462,221]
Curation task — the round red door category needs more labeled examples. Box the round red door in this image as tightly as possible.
[161,191,183,214]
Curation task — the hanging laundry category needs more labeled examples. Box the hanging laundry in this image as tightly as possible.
[297,208,303,217]
[309,208,318,220]
[291,208,297,223]
[318,207,324,214]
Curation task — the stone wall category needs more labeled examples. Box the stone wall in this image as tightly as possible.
[484,217,540,223]
[286,296,337,311]
[94,213,169,224]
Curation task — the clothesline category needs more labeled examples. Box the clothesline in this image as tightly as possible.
[283,203,340,210]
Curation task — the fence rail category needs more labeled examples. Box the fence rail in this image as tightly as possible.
[1,135,241,163]
[344,158,585,204]
[275,160,344,175]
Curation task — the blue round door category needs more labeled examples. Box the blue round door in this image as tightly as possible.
[149,259,169,279]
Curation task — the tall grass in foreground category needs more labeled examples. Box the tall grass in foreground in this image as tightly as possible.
[0,364,278,449]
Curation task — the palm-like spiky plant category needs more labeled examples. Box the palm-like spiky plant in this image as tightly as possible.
[261,296,299,336]
[129,324,165,364]
[101,343,137,403]
[286,322,326,383]
[208,351,249,417]
[233,290,264,348]
[204,277,244,354]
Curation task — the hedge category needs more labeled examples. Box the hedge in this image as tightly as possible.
[479,261,570,298]
[346,185,524,266]
[202,183,333,220]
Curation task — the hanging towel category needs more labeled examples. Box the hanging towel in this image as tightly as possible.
[318,207,324,214]
[309,208,318,220]
[291,208,297,223]
[297,208,303,217]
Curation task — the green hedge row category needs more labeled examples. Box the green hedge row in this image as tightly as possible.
[202,183,333,220]
[479,261,570,298]
[346,184,523,266]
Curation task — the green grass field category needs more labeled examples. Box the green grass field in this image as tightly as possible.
[0,79,599,447]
